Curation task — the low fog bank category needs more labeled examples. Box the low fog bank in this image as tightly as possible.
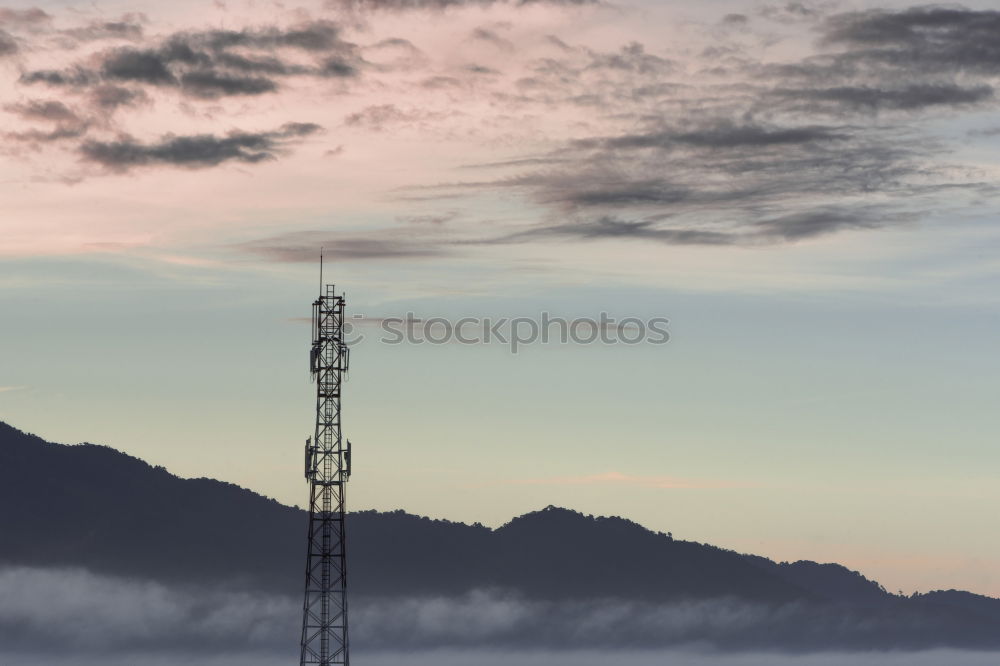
[356,592,1000,651]
[2,566,999,656]
[3,649,1000,666]
[361,651,1000,666]
[0,566,298,652]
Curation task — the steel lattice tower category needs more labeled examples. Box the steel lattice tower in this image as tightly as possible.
[301,283,352,666]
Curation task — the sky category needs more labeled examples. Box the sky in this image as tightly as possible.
[1,0,1000,598]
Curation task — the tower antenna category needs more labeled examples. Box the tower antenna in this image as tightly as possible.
[300,277,352,666]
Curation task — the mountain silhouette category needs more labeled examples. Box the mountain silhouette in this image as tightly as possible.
[2,421,999,649]
[0,421,800,601]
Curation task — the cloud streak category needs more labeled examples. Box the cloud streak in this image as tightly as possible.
[234,228,450,261]
[79,122,322,170]
[766,84,994,113]
[820,7,1000,74]
[26,20,361,97]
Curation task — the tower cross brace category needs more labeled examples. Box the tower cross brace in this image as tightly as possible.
[300,283,351,666]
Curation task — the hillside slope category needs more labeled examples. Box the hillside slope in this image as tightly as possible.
[0,422,803,601]
[2,420,999,650]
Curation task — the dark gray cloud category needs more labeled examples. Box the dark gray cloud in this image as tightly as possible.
[421,3,1000,251]
[89,85,147,110]
[176,21,346,52]
[4,20,355,171]
[0,28,17,56]
[102,48,176,84]
[179,70,278,98]
[538,177,693,207]
[671,124,845,148]
[768,84,994,113]
[751,207,895,241]
[3,99,90,144]
[5,125,90,143]
[823,7,1000,48]
[580,123,847,151]
[518,119,919,204]
[319,56,358,77]
[79,122,321,170]
[491,207,900,247]
[19,67,98,86]
[6,99,80,123]
[236,229,447,261]
[238,202,904,258]
[4,0,999,225]
[257,21,344,51]
[807,8,1000,77]
[420,108,954,248]
[214,51,303,75]
[62,17,144,42]
[21,20,360,100]
[499,216,734,245]
[745,6,1000,123]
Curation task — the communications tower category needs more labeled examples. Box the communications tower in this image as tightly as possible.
[300,283,352,666]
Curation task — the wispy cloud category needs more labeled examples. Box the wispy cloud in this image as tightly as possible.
[0,8,52,29]
[22,20,360,95]
[80,122,322,170]
[234,228,450,261]
[3,1,1000,269]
